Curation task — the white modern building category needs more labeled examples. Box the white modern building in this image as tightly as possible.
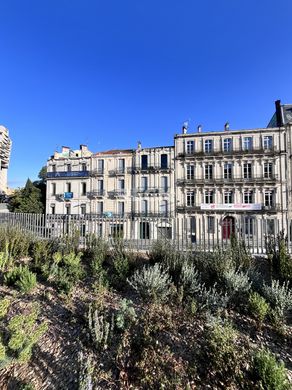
[0,125,12,193]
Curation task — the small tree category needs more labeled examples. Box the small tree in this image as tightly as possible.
[8,179,44,213]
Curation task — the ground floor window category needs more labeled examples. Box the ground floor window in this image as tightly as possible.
[207,216,215,233]
[111,224,124,239]
[140,222,150,239]
[244,217,254,235]
[157,227,172,239]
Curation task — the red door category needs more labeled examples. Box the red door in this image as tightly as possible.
[222,217,235,240]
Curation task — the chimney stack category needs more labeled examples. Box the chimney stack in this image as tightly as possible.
[224,122,230,131]
[80,144,88,152]
[197,125,202,133]
[182,121,189,134]
[137,141,142,149]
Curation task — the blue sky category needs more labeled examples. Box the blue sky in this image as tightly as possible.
[1,0,292,188]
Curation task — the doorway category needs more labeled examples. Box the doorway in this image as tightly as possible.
[222,216,235,240]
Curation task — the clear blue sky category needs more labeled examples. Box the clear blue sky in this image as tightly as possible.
[1,0,292,188]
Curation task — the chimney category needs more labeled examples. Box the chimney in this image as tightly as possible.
[137,141,142,149]
[224,122,230,131]
[62,146,70,153]
[275,100,283,126]
[197,125,202,133]
[182,121,189,134]
[80,144,88,152]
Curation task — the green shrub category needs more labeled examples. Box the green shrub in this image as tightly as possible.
[88,303,114,351]
[223,268,251,304]
[197,283,229,313]
[0,298,10,319]
[116,299,137,331]
[0,304,48,368]
[230,235,253,270]
[253,348,290,390]
[0,227,32,260]
[128,263,173,302]
[30,239,51,271]
[179,261,201,296]
[4,265,37,293]
[265,231,292,281]
[84,235,108,275]
[248,292,270,323]
[262,280,292,320]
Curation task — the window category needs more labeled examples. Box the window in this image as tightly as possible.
[66,204,71,215]
[67,164,71,172]
[187,191,195,206]
[205,164,213,180]
[81,204,86,215]
[97,201,103,215]
[141,177,148,191]
[207,216,215,233]
[243,191,253,204]
[263,135,273,150]
[160,200,168,215]
[204,139,213,153]
[141,155,148,169]
[264,162,273,178]
[243,137,252,151]
[118,179,125,194]
[66,183,71,193]
[224,191,233,204]
[81,182,86,196]
[161,176,168,192]
[161,154,168,169]
[186,164,194,180]
[51,183,56,196]
[205,190,214,204]
[266,219,275,235]
[118,201,124,215]
[51,204,55,215]
[82,163,87,171]
[243,163,252,179]
[224,163,232,180]
[52,165,56,172]
[118,159,125,173]
[98,159,104,173]
[141,199,148,214]
[186,140,194,154]
[140,222,150,239]
[264,191,274,207]
[244,217,254,235]
[223,138,232,152]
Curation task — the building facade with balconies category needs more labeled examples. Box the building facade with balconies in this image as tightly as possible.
[174,119,291,243]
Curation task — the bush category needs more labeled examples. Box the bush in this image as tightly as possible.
[262,280,292,320]
[29,239,51,272]
[230,235,253,270]
[248,292,270,323]
[223,268,251,304]
[116,299,137,331]
[128,263,173,302]
[4,266,37,293]
[179,261,201,297]
[84,236,108,277]
[265,231,292,281]
[197,283,229,313]
[0,303,48,367]
[88,303,114,351]
[110,238,131,287]
[253,348,290,390]
[0,227,32,260]
[0,298,10,319]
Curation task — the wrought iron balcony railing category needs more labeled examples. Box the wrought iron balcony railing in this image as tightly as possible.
[177,174,279,186]
[90,168,104,176]
[130,165,172,173]
[108,168,126,176]
[133,187,169,195]
[177,146,279,159]
[87,190,105,198]
[108,190,127,197]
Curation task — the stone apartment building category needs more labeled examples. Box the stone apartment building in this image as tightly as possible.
[45,100,292,243]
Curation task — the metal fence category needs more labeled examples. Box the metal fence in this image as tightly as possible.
[0,212,291,255]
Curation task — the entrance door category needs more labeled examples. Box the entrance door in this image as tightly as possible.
[222,216,235,240]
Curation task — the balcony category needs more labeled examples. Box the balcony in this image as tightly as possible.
[87,190,105,198]
[108,190,127,198]
[177,146,279,159]
[90,168,104,176]
[133,187,169,195]
[131,165,172,174]
[47,171,89,179]
[177,174,279,186]
[177,203,281,213]
[108,168,126,176]
[131,212,172,218]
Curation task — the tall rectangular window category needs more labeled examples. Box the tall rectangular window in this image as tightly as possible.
[81,204,86,215]
[97,179,104,195]
[264,191,274,207]
[205,164,213,180]
[52,165,56,172]
[141,199,148,214]
[161,154,168,169]
[118,201,124,215]
[243,137,252,151]
[118,159,125,173]
[67,164,71,172]
[160,200,168,215]
[207,216,215,233]
[243,163,252,179]
[264,162,273,178]
[81,182,86,196]
[204,139,213,153]
[82,163,87,171]
[141,177,148,191]
[141,155,148,170]
[186,191,195,206]
[118,179,125,194]
[186,164,194,180]
[97,201,103,215]
[66,204,71,215]
[66,183,71,193]
[205,190,214,204]
[51,183,56,196]
[223,138,232,152]
[263,135,273,150]
[186,140,194,154]
[51,204,55,215]
[243,191,253,204]
[98,159,104,173]
[224,163,232,180]
[224,191,233,204]
[244,217,254,235]
[161,176,168,192]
